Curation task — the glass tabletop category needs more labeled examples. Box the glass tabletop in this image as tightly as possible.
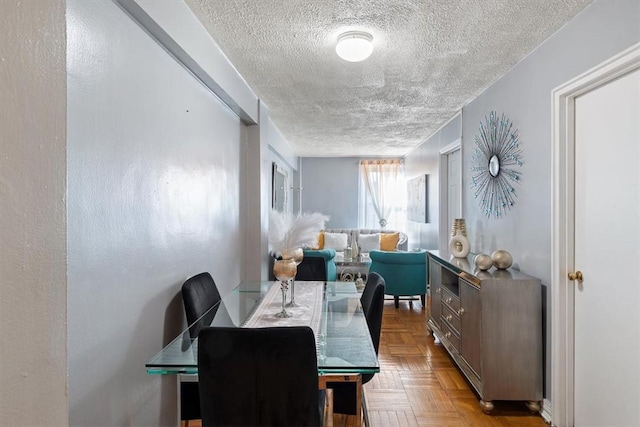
[146,281,380,375]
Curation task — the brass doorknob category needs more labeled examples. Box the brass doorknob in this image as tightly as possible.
[568,271,583,281]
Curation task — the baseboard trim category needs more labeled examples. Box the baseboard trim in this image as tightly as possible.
[541,398,553,425]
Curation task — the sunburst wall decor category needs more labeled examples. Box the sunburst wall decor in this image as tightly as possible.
[471,111,523,219]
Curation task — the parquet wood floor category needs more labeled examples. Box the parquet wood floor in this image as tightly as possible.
[184,299,548,427]
[332,299,549,427]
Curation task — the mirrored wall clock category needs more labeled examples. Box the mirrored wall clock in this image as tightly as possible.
[471,111,523,219]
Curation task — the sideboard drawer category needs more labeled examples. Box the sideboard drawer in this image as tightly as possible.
[441,303,461,333]
[441,288,460,312]
[441,320,461,352]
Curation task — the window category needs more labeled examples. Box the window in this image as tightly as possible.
[358,159,407,231]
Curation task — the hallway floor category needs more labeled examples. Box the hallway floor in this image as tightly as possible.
[332,298,548,426]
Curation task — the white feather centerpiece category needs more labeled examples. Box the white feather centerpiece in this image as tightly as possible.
[268,209,329,258]
[269,209,329,312]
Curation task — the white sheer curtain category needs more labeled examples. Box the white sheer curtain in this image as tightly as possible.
[359,159,406,230]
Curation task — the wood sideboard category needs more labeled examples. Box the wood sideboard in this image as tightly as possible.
[427,250,543,414]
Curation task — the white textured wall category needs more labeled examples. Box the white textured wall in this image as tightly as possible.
[0,1,68,426]
[67,0,245,424]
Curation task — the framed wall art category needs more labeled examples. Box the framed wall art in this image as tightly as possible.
[407,174,428,223]
[272,162,288,212]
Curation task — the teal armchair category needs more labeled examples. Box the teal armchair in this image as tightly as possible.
[369,249,427,308]
[299,249,337,282]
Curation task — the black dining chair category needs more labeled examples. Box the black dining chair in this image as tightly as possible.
[360,272,384,318]
[180,272,222,425]
[329,273,386,425]
[197,326,327,427]
[182,272,222,338]
[296,255,328,281]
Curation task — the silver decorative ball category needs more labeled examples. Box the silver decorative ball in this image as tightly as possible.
[491,250,513,270]
[474,253,492,271]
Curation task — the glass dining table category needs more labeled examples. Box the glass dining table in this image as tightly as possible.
[146,280,380,376]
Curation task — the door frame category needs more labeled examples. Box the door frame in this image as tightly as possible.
[439,138,462,252]
[551,42,640,427]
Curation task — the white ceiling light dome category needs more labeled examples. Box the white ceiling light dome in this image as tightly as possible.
[335,31,374,62]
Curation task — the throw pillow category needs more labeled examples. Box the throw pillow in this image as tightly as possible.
[312,231,325,249]
[380,232,400,251]
[359,233,380,253]
[323,232,349,250]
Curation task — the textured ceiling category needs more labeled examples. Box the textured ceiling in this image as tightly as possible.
[186,0,591,157]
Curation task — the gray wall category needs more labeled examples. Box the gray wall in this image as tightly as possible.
[300,157,362,227]
[67,1,246,424]
[267,119,299,214]
[0,1,68,425]
[404,114,462,250]
[405,0,640,402]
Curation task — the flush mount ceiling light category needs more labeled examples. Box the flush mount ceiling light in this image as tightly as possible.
[335,31,374,62]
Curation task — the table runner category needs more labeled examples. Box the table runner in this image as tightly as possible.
[242,281,324,339]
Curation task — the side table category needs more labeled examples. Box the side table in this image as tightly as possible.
[335,257,372,282]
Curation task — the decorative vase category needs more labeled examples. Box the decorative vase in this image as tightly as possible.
[273,258,297,318]
[351,230,359,260]
[449,229,470,258]
[450,219,468,253]
[281,247,303,307]
[344,245,352,262]
[491,250,513,270]
[474,253,492,271]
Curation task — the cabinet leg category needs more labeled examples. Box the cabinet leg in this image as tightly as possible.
[420,294,426,308]
[479,400,494,414]
[526,400,541,414]
[394,296,399,308]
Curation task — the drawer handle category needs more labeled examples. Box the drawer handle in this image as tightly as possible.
[435,288,441,294]
[445,314,453,321]
[445,297,452,304]
[458,307,465,316]
[444,332,451,339]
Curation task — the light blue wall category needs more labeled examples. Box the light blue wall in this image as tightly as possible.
[404,114,462,250]
[267,118,299,214]
[404,0,640,401]
[300,157,361,227]
[463,0,639,400]
[66,0,263,424]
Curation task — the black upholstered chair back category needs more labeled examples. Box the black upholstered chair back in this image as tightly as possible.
[330,275,386,416]
[198,326,323,427]
[360,272,384,318]
[362,277,385,382]
[296,256,328,281]
[180,272,222,423]
[181,272,221,338]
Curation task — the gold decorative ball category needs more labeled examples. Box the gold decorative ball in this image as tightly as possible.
[491,250,513,270]
[474,253,492,271]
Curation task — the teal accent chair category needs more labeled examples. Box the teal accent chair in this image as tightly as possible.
[369,249,428,308]
[299,249,337,281]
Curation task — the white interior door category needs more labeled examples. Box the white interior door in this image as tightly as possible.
[573,68,640,426]
[447,148,461,232]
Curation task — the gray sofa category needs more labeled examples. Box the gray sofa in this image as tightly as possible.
[324,228,408,252]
